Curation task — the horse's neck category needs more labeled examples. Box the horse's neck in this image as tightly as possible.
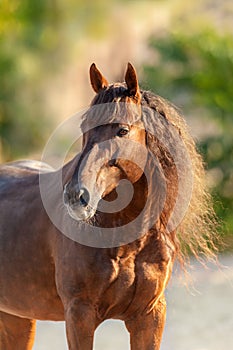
[106,227,174,263]
[96,173,147,228]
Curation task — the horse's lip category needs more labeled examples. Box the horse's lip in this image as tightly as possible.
[65,202,96,222]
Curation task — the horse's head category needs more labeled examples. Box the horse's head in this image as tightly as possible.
[45,63,216,257]
[63,63,147,222]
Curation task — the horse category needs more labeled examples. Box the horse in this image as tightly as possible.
[0,63,217,350]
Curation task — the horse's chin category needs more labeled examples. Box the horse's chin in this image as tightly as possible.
[65,204,96,222]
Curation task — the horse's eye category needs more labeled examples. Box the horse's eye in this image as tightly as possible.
[117,128,129,137]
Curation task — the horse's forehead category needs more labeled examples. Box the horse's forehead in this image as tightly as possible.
[81,103,143,134]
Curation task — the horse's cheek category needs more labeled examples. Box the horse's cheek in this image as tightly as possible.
[118,160,144,183]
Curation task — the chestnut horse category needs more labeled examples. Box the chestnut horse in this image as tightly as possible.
[0,63,216,349]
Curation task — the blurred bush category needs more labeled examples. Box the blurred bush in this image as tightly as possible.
[0,0,64,160]
[0,0,128,161]
[143,27,233,241]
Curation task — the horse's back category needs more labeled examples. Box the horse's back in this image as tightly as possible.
[0,160,53,189]
[0,159,53,177]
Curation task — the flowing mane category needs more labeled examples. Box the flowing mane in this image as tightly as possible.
[141,91,218,263]
[83,83,218,264]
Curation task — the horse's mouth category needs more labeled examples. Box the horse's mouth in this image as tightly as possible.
[65,203,96,222]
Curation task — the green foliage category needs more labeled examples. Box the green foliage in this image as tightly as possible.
[0,0,66,160]
[0,0,123,161]
[143,28,233,238]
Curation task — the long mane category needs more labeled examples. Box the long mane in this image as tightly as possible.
[84,84,218,263]
[140,91,218,263]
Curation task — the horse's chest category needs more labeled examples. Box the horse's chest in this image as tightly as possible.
[97,258,135,318]
[97,258,162,319]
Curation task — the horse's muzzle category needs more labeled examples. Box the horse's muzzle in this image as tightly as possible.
[63,184,95,221]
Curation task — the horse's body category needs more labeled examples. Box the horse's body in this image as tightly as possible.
[0,64,216,349]
[0,160,171,349]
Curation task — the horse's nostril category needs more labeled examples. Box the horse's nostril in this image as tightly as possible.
[78,188,90,207]
[63,185,90,208]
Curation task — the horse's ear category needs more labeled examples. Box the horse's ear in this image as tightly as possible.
[125,62,140,100]
[90,63,109,93]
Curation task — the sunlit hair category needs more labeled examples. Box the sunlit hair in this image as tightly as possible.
[82,83,219,265]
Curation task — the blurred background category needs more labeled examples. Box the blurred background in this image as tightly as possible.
[0,0,233,349]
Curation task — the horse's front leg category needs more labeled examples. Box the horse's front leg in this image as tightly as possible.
[64,299,96,350]
[125,296,166,350]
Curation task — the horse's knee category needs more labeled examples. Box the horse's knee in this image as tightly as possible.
[64,300,96,350]
[65,299,96,328]
[0,312,36,350]
[125,298,167,350]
